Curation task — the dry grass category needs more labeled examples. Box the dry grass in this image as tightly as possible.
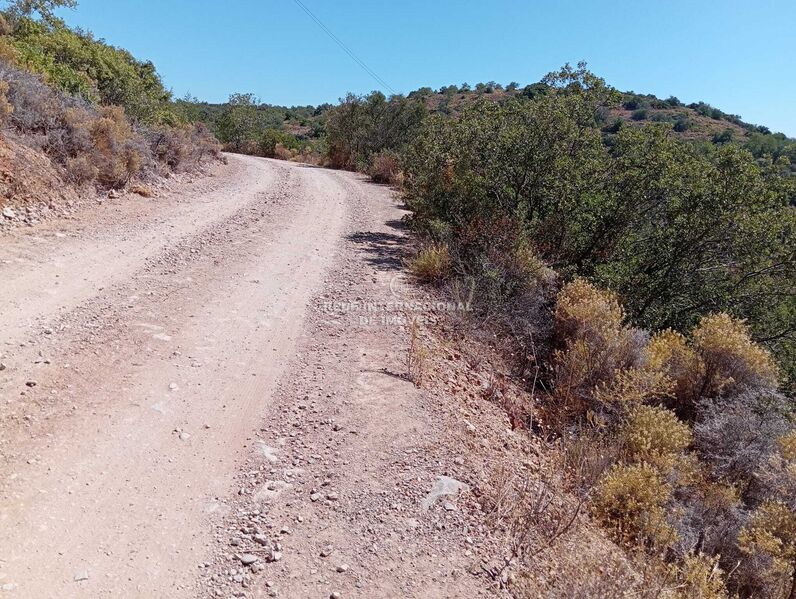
[406,315,427,386]
[369,150,404,185]
[408,244,452,283]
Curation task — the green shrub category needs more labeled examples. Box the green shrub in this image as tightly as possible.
[325,91,425,170]
[8,16,173,124]
[259,127,300,158]
[712,128,734,145]
[602,117,624,133]
[405,68,795,387]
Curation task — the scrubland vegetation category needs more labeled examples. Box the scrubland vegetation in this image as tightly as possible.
[0,0,219,201]
[1,4,792,595]
[397,66,794,598]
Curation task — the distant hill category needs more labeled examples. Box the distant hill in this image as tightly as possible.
[193,81,796,173]
[406,84,796,170]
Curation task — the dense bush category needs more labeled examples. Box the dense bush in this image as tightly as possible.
[325,91,425,171]
[551,279,648,418]
[593,462,676,548]
[694,389,792,501]
[258,127,301,158]
[738,501,796,597]
[672,554,729,599]
[621,404,691,472]
[673,117,692,132]
[404,65,795,385]
[546,274,793,597]
[691,313,780,394]
[368,149,403,185]
[0,59,218,188]
[646,329,704,414]
[0,78,11,122]
[4,15,176,124]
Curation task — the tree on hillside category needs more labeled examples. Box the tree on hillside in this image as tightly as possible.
[3,0,76,23]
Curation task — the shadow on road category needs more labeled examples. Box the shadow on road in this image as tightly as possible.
[346,229,408,271]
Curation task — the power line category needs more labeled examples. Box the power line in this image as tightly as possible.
[291,0,398,95]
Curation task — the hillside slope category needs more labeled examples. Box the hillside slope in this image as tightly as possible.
[0,13,220,224]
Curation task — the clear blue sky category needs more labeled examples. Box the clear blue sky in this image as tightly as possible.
[57,0,796,136]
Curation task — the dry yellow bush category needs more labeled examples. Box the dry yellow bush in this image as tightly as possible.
[593,366,673,406]
[761,430,796,516]
[64,105,147,188]
[777,429,796,462]
[0,13,11,36]
[739,500,796,595]
[409,244,451,282]
[0,16,17,64]
[514,241,556,288]
[593,462,676,549]
[691,313,779,397]
[647,329,704,411]
[129,183,153,197]
[553,279,646,416]
[554,278,624,340]
[670,553,729,599]
[0,80,13,124]
[621,405,692,473]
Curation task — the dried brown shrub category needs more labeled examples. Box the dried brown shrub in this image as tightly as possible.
[691,313,779,398]
[593,462,677,549]
[369,150,403,185]
[552,279,647,418]
[0,80,13,124]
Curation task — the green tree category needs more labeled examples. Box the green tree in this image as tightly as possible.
[215,93,259,152]
[325,91,425,170]
[3,0,76,24]
[403,64,795,382]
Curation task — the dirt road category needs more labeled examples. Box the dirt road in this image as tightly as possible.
[0,156,496,598]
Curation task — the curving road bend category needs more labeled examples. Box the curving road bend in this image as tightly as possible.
[0,155,358,597]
